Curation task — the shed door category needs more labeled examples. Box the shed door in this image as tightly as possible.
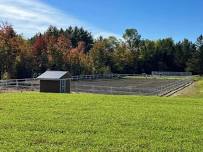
[60,80,66,93]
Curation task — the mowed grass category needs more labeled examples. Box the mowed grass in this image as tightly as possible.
[196,79,203,97]
[185,77,203,98]
[0,93,203,151]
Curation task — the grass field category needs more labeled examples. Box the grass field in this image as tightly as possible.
[195,78,203,97]
[179,77,203,97]
[0,92,203,151]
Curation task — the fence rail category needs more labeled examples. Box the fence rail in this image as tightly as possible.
[0,79,40,91]
[71,79,193,96]
[0,74,193,96]
[152,71,192,76]
[70,73,151,81]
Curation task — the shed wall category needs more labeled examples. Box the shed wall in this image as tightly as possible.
[40,80,60,93]
[65,80,71,93]
[40,80,71,93]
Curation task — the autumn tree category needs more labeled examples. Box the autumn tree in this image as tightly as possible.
[64,41,93,75]
[1,22,203,78]
[65,26,94,52]
[32,34,48,76]
[15,37,33,78]
[111,44,134,73]
[123,29,141,52]
[90,37,117,74]
[0,23,27,79]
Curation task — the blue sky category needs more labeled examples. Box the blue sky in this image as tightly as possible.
[0,0,202,41]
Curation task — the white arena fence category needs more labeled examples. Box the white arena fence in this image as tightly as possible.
[152,71,192,76]
[0,78,40,91]
[71,78,193,96]
[70,73,150,81]
[0,74,145,90]
[0,74,193,96]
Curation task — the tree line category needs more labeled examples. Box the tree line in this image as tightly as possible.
[0,23,203,79]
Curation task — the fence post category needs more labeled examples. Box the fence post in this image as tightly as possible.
[110,87,113,94]
[31,80,34,91]
[16,79,18,88]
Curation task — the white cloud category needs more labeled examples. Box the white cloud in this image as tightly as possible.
[0,0,119,38]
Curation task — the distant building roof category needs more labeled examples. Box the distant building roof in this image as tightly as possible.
[37,71,70,80]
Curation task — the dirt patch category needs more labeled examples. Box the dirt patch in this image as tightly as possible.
[172,82,197,97]
[71,78,191,96]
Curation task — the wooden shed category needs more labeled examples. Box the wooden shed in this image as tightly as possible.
[37,71,71,93]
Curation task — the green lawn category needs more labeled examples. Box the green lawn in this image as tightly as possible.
[196,79,203,97]
[188,77,203,98]
[0,93,203,151]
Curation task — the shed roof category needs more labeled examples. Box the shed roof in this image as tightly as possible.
[37,71,69,80]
